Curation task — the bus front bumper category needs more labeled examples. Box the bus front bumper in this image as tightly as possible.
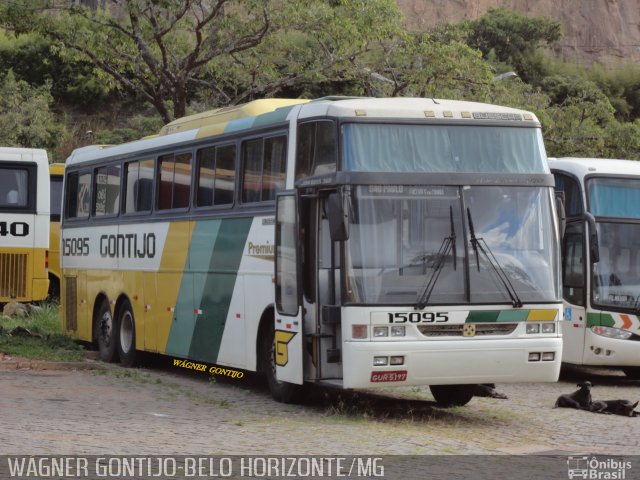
[582,329,640,367]
[342,337,562,389]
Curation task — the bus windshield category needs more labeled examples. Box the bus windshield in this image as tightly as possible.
[344,185,560,305]
[341,124,547,174]
[587,177,640,311]
[588,177,640,219]
[592,222,640,311]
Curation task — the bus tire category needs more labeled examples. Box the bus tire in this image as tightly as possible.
[260,322,304,404]
[623,367,640,380]
[117,299,136,367]
[96,300,117,363]
[430,384,477,407]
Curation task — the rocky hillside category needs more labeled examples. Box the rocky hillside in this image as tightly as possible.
[398,0,640,67]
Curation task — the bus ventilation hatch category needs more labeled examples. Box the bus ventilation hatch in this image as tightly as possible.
[0,253,27,299]
[65,276,77,331]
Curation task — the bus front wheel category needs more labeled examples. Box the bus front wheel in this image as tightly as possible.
[430,384,477,407]
[96,300,117,363]
[260,323,304,404]
[117,300,136,367]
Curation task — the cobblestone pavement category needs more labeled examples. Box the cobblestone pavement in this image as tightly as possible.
[1,357,639,456]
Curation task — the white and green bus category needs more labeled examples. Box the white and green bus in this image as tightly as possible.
[551,157,640,378]
[61,97,562,405]
[0,147,50,303]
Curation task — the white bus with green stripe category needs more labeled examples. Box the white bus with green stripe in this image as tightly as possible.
[61,97,562,405]
[551,157,640,378]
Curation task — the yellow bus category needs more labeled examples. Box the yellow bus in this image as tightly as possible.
[61,98,562,405]
[48,162,65,299]
[0,147,50,303]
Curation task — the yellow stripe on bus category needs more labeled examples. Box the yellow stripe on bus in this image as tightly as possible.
[527,309,557,321]
[155,221,195,351]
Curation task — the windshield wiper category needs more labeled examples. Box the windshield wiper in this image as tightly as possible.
[415,207,457,310]
[467,208,523,308]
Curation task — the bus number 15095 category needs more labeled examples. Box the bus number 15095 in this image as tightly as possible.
[388,312,449,323]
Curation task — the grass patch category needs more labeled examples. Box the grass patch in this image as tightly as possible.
[0,301,85,361]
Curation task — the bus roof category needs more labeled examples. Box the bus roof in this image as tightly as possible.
[65,97,540,167]
[548,157,640,178]
[0,147,48,164]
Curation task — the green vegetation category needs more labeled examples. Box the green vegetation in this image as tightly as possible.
[0,2,637,160]
[0,302,85,361]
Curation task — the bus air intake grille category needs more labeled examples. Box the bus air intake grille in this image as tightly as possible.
[418,323,518,337]
[65,276,77,331]
[0,253,27,299]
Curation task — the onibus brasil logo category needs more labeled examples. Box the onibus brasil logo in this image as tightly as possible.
[567,456,632,479]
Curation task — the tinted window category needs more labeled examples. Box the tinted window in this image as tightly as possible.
[295,121,336,180]
[158,152,192,210]
[124,159,154,213]
[94,165,121,217]
[50,175,63,219]
[554,173,583,217]
[196,144,236,207]
[0,167,29,208]
[65,171,92,219]
[242,135,286,203]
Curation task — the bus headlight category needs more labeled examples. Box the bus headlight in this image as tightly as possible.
[373,326,388,337]
[591,326,633,340]
[390,326,406,337]
[373,356,388,366]
[526,323,540,334]
[541,322,556,334]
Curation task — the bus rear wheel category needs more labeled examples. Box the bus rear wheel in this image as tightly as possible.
[96,300,117,363]
[430,384,477,407]
[117,300,136,367]
[260,322,304,404]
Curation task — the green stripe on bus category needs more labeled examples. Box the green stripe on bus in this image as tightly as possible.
[466,311,500,323]
[466,310,531,323]
[496,310,529,322]
[188,217,252,362]
[165,220,222,356]
[587,312,615,328]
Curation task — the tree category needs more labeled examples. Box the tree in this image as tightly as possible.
[0,70,64,149]
[0,0,406,123]
[465,7,562,83]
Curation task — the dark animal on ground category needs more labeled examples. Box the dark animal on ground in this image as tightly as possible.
[553,381,592,410]
[590,399,640,417]
[475,384,508,399]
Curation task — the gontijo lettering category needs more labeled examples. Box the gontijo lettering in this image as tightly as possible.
[100,233,156,258]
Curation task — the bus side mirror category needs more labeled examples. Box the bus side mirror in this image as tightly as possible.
[555,191,566,239]
[584,212,599,263]
[327,192,349,242]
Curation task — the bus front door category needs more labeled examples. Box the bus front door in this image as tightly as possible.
[274,192,303,385]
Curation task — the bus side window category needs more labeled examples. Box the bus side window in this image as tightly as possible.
[196,144,236,208]
[94,165,121,217]
[563,223,585,306]
[554,173,583,217]
[241,134,286,203]
[124,159,154,213]
[263,136,286,201]
[65,171,92,219]
[158,152,192,210]
[295,121,336,180]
